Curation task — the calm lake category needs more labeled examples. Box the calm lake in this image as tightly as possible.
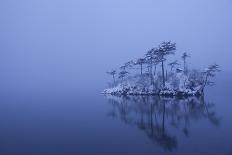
[0,74,231,155]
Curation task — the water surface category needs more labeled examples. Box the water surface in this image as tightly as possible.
[0,78,231,155]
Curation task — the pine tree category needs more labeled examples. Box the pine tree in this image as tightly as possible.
[201,64,220,94]
[155,41,176,87]
[106,70,117,86]
[135,58,146,75]
[118,70,129,81]
[145,48,160,85]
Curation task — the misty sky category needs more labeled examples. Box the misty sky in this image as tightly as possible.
[0,0,232,94]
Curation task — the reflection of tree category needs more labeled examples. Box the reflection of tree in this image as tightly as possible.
[106,95,220,152]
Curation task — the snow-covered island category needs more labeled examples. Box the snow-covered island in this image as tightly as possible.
[104,41,220,97]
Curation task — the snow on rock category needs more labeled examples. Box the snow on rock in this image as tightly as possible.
[103,73,202,97]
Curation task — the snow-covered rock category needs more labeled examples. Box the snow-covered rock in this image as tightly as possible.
[103,72,202,97]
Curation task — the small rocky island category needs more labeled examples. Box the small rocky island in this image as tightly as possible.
[104,41,220,97]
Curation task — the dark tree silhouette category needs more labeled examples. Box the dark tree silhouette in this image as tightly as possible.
[145,48,160,85]
[118,70,129,81]
[107,70,117,86]
[155,41,176,87]
[181,52,190,75]
[120,65,126,71]
[201,64,220,94]
[124,61,134,70]
[106,95,220,151]
[135,58,146,75]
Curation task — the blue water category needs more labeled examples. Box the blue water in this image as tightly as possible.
[0,74,232,155]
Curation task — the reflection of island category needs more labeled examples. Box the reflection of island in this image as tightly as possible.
[106,95,220,151]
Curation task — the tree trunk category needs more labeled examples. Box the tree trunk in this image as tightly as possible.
[150,61,153,85]
[201,74,208,95]
[166,70,168,81]
[140,64,143,75]
[161,60,165,87]
[113,75,115,86]
[154,65,157,76]
[184,59,186,75]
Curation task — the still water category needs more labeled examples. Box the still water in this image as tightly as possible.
[0,80,231,155]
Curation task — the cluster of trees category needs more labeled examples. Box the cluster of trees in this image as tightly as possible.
[107,41,220,93]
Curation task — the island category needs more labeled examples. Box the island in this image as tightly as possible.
[104,41,220,97]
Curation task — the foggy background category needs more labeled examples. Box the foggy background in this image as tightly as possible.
[0,0,232,94]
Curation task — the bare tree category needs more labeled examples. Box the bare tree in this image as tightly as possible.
[201,64,220,94]
[155,41,176,87]
[181,52,190,75]
[107,70,117,86]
